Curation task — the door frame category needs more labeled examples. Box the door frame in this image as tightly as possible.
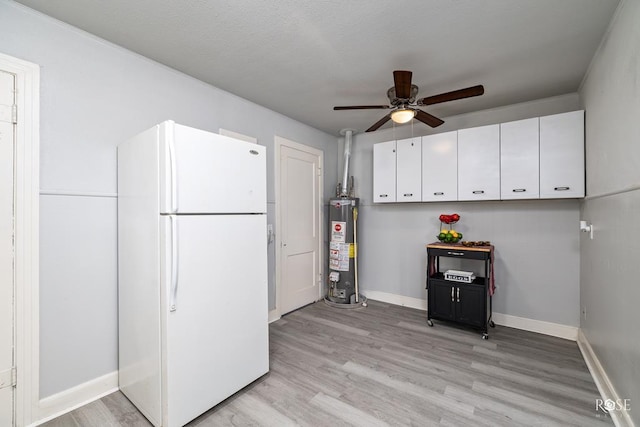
[0,52,40,427]
[273,136,323,320]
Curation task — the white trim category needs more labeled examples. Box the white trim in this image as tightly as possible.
[577,330,635,427]
[31,371,119,427]
[583,183,640,200]
[273,136,324,318]
[363,290,578,340]
[39,189,118,198]
[268,309,281,324]
[361,290,427,311]
[491,312,578,341]
[0,52,40,427]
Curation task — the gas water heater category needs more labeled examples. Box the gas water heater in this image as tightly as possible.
[325,129,366,307]
[327,197,359,303]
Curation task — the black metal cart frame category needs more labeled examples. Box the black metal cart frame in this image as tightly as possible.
[425,243,495,339]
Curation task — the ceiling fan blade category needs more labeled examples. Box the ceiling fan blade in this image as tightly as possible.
[417,85,485,106]
[393,70,412,99]
[365,113,392,132]
[415,109,445,128]
[333,105,390,110]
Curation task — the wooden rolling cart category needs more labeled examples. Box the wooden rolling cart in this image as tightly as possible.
[425,243,495,339]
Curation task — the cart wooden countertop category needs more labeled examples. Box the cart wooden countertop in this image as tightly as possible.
[426,242,493,252]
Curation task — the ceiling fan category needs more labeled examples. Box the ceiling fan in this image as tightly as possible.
[333,70,485,132]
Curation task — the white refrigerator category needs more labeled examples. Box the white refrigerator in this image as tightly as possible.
[117,121,269,427]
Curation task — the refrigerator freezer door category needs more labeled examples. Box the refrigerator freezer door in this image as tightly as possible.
[159,122,266,214]
[162,214,269,427]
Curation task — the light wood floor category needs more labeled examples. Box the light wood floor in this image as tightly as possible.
[42,300,613,426]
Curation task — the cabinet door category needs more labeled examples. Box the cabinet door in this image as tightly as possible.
[539,110,585,198]
[396,137,421,202]
[373,140,396,203]
[455,284,486,328]
[500,118,539,199]
[422,131,457,201]
[428,280,455,321]
[458,124,500,200]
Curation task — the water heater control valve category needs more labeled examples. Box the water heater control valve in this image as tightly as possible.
[329,271,340,282]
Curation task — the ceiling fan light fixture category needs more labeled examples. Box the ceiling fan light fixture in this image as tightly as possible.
[391,108,416,124]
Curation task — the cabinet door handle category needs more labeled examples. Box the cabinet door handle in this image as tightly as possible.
[434,192,444,196]
[554,186,570,191]
[379,194,388,198]
[447,251,465,256]
[403,193,413,197]
[472,190,485,194]
[451,287,455,302]
[456,287,460,303]
[512,188,526,192]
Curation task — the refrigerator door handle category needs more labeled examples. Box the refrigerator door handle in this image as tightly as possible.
[168,131,178,213]
[169,215,179,312]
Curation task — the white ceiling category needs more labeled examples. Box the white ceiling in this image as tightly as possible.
[15,0,619,136]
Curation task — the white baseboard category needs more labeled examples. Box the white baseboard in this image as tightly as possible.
[32,371,118,426]
[268,309,281,323]
[491,312,578,341]
[363,290,578,341]
[361,290,427,311]
[577,330,635,427]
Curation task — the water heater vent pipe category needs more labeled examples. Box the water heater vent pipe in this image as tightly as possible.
[340,129,355,197]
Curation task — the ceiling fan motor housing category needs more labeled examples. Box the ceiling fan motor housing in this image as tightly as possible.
[387,85,419,105]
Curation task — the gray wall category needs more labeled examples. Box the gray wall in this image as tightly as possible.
[0,1,338,398]
[579,0,639,423]
[349,94,584,326]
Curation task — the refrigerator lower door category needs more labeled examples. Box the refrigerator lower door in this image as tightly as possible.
[161,214,269,427]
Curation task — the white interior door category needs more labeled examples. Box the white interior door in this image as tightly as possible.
[0,70,15,427]
[277,138,322,315]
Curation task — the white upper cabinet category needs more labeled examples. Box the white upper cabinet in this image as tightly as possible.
[500,118,540,200]
[539,110,585,198]
[373,140,396,203]
[422,131,457,202]
[458,124,500,201]
[396,137,422,202]
[372,110,584,203]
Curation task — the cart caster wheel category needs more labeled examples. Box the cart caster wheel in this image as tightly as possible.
[489,320,495,328]
[427,320,434,327]
[482,333,489,340]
